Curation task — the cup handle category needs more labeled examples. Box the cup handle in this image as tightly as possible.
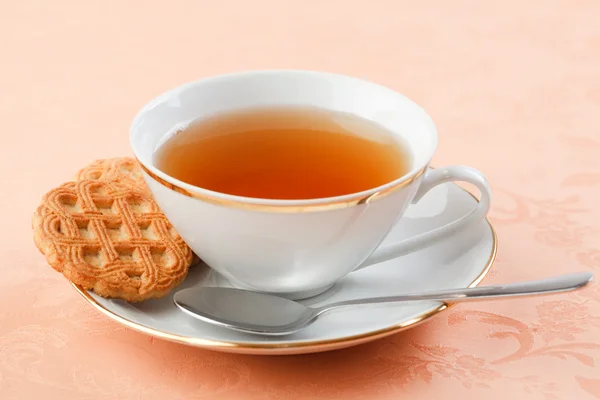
[355,166,492,271]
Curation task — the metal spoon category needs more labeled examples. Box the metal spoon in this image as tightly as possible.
[173,272,593,336]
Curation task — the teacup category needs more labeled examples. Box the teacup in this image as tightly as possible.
[130,70,491,300]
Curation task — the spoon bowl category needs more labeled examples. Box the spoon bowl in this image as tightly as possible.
[175,287,317,335]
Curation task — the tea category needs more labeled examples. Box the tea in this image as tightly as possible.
[153,107,412,200]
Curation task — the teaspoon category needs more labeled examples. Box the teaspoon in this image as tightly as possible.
[173,272,593,336]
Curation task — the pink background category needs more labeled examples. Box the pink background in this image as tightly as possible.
[2,0,600,398]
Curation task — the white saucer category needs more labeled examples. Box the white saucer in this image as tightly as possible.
[73,182,497,355]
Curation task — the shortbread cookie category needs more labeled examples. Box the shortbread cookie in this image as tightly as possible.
[76,157,201,267]
[32,179,193,302]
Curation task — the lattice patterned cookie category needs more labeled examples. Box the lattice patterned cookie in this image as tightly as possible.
[32,179,193,302]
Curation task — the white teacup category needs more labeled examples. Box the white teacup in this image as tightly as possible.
[130,70,491,300]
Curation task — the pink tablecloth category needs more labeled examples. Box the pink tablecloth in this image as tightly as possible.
[2,1,600,398]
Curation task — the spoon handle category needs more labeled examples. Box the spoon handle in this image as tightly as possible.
[317,272,593,313]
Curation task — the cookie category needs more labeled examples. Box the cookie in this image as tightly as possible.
[76,157,202,267]
[75,157,148,192]
[32,179,193,302]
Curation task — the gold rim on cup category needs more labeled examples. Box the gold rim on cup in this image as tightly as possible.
[138,161,428,213]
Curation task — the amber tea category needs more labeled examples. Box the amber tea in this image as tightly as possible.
[154,107,412,200]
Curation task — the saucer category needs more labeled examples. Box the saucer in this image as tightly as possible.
[72,182,497,355]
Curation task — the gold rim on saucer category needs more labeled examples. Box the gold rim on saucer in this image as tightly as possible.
[71,192,497,354]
